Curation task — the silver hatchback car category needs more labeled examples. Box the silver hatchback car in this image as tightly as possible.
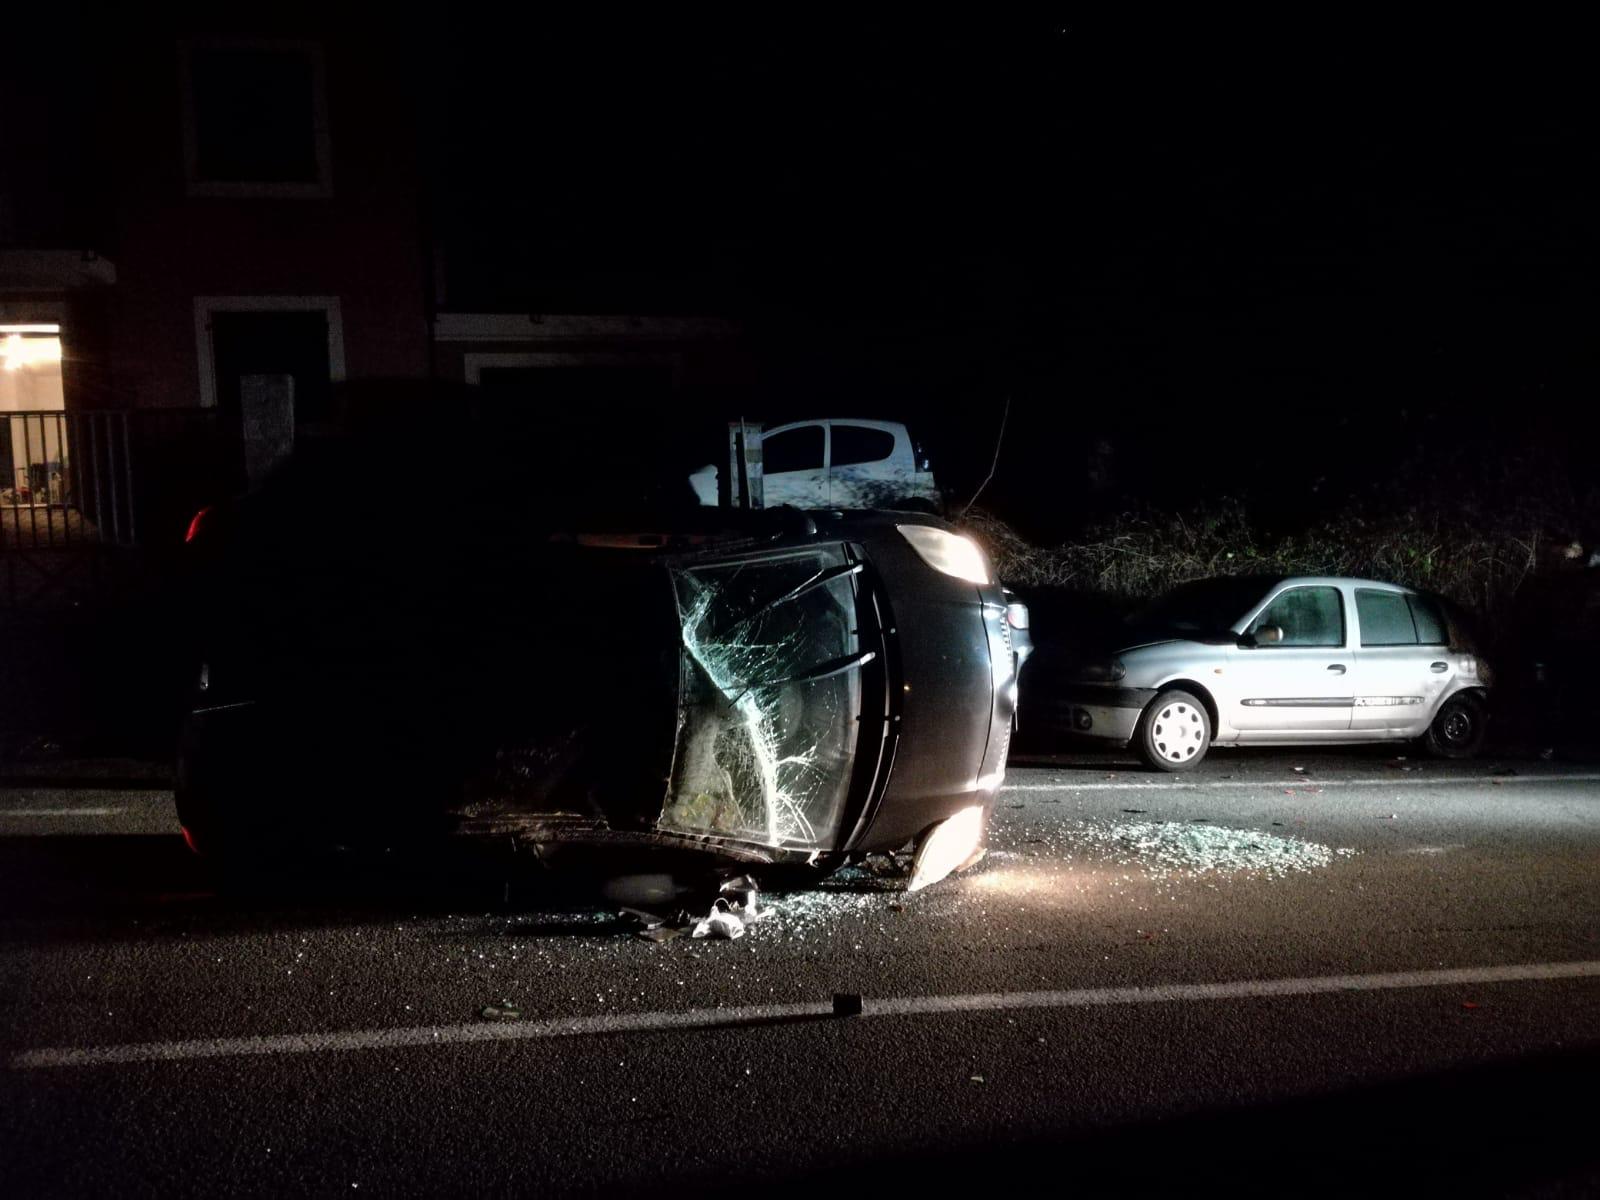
[1045,576,1491,771]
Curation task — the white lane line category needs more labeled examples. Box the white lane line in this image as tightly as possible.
[13,959,1600,1070]
[1001,773,1600,792]
[0,808,124,818]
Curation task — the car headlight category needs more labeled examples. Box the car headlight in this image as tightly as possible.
[896,525,992,585]
[1076,658,1127,683]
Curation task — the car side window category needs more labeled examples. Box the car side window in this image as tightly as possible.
[1356,589,1418,646]
[1407,594,1448,645]
[829,424,896,468]
[1249,586,1344,647]
[762,425,824,474]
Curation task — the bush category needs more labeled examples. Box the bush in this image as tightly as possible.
[961,498,1572,619]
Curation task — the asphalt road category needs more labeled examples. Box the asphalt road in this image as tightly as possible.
[3,747,1599,1196]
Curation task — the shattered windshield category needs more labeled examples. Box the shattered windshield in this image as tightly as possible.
[662,547,867,850]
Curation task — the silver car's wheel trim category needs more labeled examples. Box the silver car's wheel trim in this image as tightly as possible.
[1441,705,1473,745]
[1151,702,1204,762]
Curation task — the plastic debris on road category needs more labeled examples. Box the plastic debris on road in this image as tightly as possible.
[480,1003,522,1020]
[691,900,746,940]
[718,874,762,921]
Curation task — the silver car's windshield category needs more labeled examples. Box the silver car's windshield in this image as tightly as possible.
[1128,576,1279,634]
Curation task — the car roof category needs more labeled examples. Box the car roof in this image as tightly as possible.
[764,418,905,436]
[1273,576,1419,593]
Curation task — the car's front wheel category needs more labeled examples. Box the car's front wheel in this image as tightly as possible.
[1423,692,1487,759]
[1136,689,1211,771]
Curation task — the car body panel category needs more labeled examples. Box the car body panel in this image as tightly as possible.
[1031,576,1490,750]
[687,418,941,511]
[180,478,1015,872]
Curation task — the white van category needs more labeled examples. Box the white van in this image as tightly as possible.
[688,418,941,511]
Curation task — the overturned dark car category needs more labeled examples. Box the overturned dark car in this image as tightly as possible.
[177,437,1027,892]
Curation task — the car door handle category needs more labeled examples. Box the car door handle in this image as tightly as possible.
[1327,664,1346,674]
[1430,661,1449,673]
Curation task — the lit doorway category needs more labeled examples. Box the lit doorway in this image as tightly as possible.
[0,324,65,506]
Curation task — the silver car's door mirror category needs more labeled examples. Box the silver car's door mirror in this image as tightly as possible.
[1251,624,1284,646]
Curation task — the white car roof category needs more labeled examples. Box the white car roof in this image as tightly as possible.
[1274,576,1418,593]
[763,418,905,436]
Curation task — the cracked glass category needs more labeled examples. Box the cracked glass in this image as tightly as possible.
[662,547,866,849]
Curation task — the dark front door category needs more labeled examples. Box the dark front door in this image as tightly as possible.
[211,310,332,431]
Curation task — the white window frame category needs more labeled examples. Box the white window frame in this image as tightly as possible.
[179,37,333,199]
[194,296,345,409]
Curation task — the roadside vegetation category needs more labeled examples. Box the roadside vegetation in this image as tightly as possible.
[961,448,1596,622]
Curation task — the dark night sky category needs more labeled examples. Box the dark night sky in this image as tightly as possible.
[10,10,1595,537]
[434,14,1596,534]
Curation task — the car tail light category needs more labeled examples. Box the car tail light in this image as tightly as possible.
[1005,602,1030,630]
[184,506,213,544]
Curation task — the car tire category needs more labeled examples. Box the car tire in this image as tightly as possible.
[1135,689,1211,772]
[1423,692,1487,759]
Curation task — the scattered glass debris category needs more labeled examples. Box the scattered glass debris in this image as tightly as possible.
[1067,819,1357,878]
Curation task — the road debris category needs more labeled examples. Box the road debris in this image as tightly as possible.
[480,1003,522,1021]
[690,891,761,940]
[691,906,746,940]
[1069,819,1357,878]
[833,992,863,1017]
[718,875,762,921]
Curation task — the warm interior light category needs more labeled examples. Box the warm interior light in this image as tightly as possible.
[907,805,986,892]
[1,334,63,371]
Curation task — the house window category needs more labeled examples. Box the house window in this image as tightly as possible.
[181,40,331,197]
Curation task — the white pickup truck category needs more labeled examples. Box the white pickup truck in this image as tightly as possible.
[688,418,942,512]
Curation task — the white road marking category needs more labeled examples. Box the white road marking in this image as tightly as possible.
[0,808,124,818]
[13,959,1600,1070]
[1001,773,1600,792]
